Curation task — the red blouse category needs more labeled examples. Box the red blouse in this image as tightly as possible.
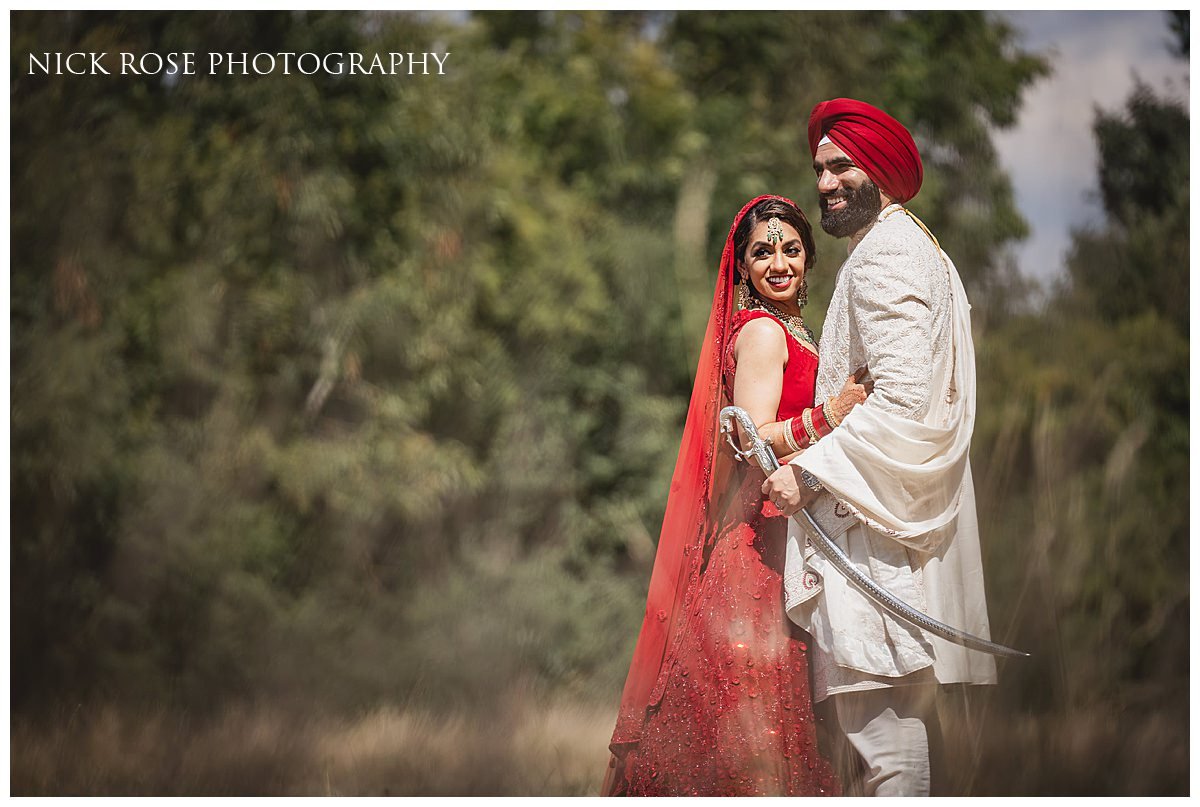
[724,309,819,420]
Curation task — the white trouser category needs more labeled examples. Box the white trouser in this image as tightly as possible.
[831,684,938,797]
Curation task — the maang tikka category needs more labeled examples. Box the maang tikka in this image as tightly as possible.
[766,217,784,245]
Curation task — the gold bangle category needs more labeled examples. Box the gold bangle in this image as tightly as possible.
[781,418,802,453]
[825,396,843,427]
[801,408,821,443]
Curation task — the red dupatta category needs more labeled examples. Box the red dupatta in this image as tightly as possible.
[602,195,799,794]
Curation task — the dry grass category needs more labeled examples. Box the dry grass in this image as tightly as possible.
[12,696,616,796]
[12,694,1186,796]
[937,701,1188,796]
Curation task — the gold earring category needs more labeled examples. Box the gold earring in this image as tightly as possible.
[737,280,752,310]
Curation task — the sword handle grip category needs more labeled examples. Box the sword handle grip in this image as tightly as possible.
[719,406,780,473]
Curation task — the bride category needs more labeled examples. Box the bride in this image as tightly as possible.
[602,195,868,796]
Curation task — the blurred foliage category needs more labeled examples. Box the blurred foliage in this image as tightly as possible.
[974,74,1189,712]
[8,10,1187,795]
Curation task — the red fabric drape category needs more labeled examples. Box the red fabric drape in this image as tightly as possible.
[602,194,801,794]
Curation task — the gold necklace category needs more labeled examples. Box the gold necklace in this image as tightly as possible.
[882,204,950,277]
[740,286,817,349]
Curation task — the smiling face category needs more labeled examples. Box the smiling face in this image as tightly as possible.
[740,218,807,315]
[813,140,887,239]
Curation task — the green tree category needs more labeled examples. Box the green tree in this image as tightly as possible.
[11,10,1050,722]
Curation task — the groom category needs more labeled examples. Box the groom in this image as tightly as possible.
[762,98,997,796]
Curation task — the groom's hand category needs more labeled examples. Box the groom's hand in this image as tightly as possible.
[762,464,819,516]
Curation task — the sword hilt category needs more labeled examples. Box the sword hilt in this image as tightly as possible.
[719,406,781,474]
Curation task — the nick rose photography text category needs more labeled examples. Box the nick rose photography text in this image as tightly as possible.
[27,51,451,76]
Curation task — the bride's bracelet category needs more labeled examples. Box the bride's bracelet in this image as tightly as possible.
[781,418,804,453]
[824,397,841,427]
[786,416,812,452]
[800,408,820,443]
[812,403,835,436]
[787,404,836,451]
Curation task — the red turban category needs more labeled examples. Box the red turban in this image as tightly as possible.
[808,98,923,204]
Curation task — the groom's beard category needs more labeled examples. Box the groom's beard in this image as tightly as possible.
[820,179,883,238]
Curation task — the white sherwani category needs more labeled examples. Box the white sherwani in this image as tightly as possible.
[784,204,997,701]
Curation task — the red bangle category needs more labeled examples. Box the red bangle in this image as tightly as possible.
[812,404,834,437]
[789,416,812,450]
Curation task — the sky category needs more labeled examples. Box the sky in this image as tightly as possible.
[991,10,1189,285]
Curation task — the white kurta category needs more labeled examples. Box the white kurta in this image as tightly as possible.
[783,204,998,701]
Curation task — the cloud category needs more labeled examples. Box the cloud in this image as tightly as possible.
[990,11,1188,282]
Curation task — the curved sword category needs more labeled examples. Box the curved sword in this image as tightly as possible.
[719,405,1028,659]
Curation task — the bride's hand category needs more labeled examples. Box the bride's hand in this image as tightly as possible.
[828,365,872,424]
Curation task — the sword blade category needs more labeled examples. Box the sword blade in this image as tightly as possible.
[795,507,1029,659]
[718,405,1028,660]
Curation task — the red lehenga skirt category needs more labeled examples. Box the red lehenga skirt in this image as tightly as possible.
[617,468,840,796]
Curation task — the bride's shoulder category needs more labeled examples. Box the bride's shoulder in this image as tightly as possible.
[733,313,788,352]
